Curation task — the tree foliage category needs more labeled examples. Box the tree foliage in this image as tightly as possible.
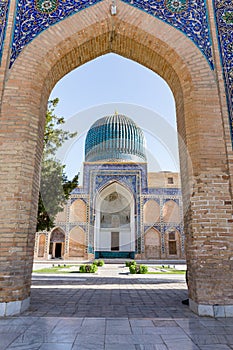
[37,98,78,231]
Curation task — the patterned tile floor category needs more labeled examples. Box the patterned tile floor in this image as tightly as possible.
[1,264,233,349]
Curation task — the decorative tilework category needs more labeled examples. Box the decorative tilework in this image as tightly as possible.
[147,188,182,195]
[120,0,214,69]
[10,0,103,67]
[164,224,182,232]
[163,198,180,205]
[0,0,10,64]
[36,0,58,14]
[10,0,213,68]
[213,1,233,143]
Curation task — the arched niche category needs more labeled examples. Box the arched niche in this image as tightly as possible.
[70,199,87,222]
[144,228,161,259]
[162,200,180,223]
[143,200,160,224]
[69,226,86,258]
[37,233,46,258]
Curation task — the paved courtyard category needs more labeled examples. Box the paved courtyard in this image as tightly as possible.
[1,264,233,349]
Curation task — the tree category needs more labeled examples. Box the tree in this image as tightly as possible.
[37,98,78,231]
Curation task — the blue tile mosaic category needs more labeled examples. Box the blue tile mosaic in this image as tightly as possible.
[143,197,160,205]
[147,188,182,195]
[10,0,103,67]
[213,1,233,144]
[120,0,214,70]
[0,0,10,64]
[10,0,213,69]
[164,224,182,232]
[85,114,146,162]
[163,198,180,205]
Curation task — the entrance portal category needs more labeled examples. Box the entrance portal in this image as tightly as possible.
[55,243,62,258]
[95,182,135,259]
[111,232,120,251]
[49,228,65,259]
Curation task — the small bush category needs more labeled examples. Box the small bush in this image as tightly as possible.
[129,264,138,274]
[93,260,104,267]
[79,264,87,273]
[129,264,148,274]
[79,264,98,273]
[139,265,148,274]
[125,260,137,267]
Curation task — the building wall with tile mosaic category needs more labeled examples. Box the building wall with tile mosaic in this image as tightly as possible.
[213,1,233,141]
[35,168,184,260]
[0,0,10,63]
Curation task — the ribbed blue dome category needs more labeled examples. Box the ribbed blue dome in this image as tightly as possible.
[85,114,146,162]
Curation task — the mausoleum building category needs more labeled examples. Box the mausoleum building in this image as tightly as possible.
[35,113,184,260]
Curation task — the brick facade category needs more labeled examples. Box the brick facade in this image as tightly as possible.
[0,0,233,317]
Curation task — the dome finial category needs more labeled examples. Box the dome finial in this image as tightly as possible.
[114,110,118,115]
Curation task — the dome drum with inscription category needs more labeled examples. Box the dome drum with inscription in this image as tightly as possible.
[85,114,146,162]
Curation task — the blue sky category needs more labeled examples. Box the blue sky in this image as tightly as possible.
[50,53,179,181]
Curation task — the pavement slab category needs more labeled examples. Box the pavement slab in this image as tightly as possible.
[0,264,233,349]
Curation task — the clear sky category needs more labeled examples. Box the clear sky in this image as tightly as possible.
[50,53,179,181]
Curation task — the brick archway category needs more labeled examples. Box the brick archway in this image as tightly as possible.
[1,1,233,317]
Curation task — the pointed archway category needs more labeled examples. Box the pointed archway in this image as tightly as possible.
[94,181,135,259]
[0,1,233,317]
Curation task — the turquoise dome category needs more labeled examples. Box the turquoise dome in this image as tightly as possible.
[85,114,146,162]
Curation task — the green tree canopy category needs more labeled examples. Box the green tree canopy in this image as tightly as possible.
[37,98,79,231]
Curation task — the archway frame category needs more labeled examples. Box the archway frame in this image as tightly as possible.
[0,1,233,317]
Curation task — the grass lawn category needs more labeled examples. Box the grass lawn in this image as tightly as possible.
[33,265,80,274]
[147,269,186,274]
[33,264,186,274]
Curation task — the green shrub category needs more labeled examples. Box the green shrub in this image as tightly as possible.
[93,260,104,267]
[98,260,104,267]
[139,265,148,274]
[79,264,87,273]
[125,260,136,267]
[79,264,98,273]
[89,264,98,273]
[129,264,137,274]
[129,264,148,274]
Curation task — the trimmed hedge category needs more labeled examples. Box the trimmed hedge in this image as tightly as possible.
[125,260,137,267]
[129,264,148,274]
[79,264,98,273]
[93,260,105,267]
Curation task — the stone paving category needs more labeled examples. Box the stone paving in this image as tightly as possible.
[1,264,233,349]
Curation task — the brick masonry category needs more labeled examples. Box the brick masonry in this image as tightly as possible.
[0,0,233,316]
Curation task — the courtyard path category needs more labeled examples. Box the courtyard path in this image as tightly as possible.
[0,264,233,349]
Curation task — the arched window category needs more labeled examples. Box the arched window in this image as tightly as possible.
[168,231,177,255]
[165,229,181,257]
